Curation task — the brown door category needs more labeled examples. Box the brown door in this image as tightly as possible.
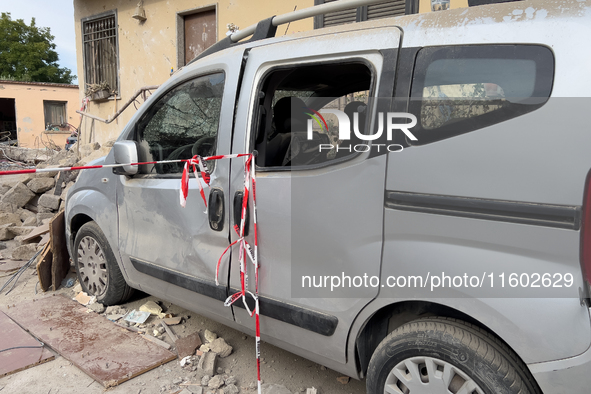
[184,10,216,64]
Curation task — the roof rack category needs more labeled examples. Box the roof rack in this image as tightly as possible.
[187,0,397,65]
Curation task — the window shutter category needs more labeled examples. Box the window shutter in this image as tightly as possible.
[319,0,358,27]
[367,0,407,20]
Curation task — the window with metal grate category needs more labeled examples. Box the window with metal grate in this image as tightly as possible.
[82,11,119,96]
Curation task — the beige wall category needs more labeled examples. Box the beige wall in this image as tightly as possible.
[74,0,314,145]
[419,0,469,13]
[74,0,470,145]
[0,81,80,149]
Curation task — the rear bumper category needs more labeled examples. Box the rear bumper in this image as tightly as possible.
[530,335,591,393]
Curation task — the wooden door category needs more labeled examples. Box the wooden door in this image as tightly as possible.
[184,10,216,65]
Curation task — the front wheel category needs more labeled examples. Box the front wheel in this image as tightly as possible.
[74,221,133,305]
[366,317,541,394]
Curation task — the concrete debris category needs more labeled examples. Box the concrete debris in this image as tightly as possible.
[224,384,239,394]
[38,193,61,210]
[0,224,16,241]
[162,316,182,325]
[0,213,21,226]
[261,383,292,394]
[2,183,36,207]
[27,178,55,194]
[197,352,217,378]
[204,329,218,343]
[224,376,236,386]
[201,375,211,386]
[178,389,193,394]
[180,356,192,367]
[208,375,224,389]
[306,388,317,394]
[139,300,165,318]
[11,244,39,261]
[209,338,233,358]
[88,302,106,314]
[187,387,203,394]
[336,376,350,384]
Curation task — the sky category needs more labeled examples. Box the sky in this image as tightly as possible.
[3,0,79,84]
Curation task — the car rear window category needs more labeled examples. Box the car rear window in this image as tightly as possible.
[408,45,554,145]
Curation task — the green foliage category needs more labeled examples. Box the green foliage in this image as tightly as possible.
[0,12,75,84]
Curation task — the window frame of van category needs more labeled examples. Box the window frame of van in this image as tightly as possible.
[130,70,226,179]
[406,44,555,146]
[249,58,379,173]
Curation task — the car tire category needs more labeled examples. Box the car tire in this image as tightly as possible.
[366,317,541,394]
[74,221,133,306]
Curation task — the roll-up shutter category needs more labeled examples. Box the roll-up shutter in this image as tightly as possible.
[313,0,418,29]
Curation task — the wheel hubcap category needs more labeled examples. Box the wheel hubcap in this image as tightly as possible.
[77,236,108,296]
[384,356,485,394]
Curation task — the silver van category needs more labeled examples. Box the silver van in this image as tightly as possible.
[65,1,591,392]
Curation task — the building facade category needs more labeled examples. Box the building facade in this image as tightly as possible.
[0,81,80,149]
[73,0,468,144]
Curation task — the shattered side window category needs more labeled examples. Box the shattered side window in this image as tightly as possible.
[136,73,224,174]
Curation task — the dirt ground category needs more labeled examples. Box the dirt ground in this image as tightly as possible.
[0,264,366,394]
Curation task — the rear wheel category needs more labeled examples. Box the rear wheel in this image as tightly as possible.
[366,317,541,394]
[74,221,133,305]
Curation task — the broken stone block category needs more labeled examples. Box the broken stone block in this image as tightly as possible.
[79,142,101,157]
[0,184,11,195]
[0,201,19,213]
[0,242,6,250]
[36,213,54,227]
[208,375,224,389]
[18,208,36,222]
[0,224,16,241]
[2,183,36,208]
[224,384,239,394]
[336,376,350,384]
[58,156,78,168]
[178,389,194,394]
[209,338,232,358]
[11,244,38,261]
[187,386,203,394]
[9,226,35,236]
[38,205,54,213]
[204,329,218,343]
[224,376,236,386]
[22,216,37,227]
[201,375,211,386]
[14,234,39,245]
[261,384,292,394]
[27,178,55,194]
[0,213,22,227]
[38,193,61,210]
[88,302,105,313]
[197,352,217,378]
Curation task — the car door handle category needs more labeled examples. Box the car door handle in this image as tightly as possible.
[233,191,250,236]
[208,188,224,232]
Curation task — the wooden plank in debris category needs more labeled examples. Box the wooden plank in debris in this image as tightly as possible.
[36,243,52,292]
[5,295,176,388]
[50,211,70,291]
[38,232,50,247]
[21,222,50,242]
[160,321,178,342]
[0,310,54,377]
[140,334,172,350]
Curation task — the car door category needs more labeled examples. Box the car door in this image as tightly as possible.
[116,52,244,321]
[227,27,400,364]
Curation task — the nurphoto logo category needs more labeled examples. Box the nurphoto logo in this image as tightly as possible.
[304,107,418,153]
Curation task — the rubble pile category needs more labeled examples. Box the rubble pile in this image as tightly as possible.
[0,141,114,260]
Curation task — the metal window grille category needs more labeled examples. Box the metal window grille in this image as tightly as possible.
[44,101,67,126]
[83,13,118,94]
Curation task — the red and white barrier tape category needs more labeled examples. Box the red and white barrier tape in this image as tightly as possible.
[0,152,263,393]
